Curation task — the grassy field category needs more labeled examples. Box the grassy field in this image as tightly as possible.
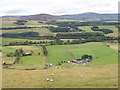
[46,42,118,65]
[3,64,118,88]
[78,25,118,37]
[1,20,119,88]
[25,21,47,25]
[99,25,118,37]
[2,37,55,45]
[2,42,118,88]
[2,38,29,44]
[78,26,94,32]
[2,20,48,26]
[2,28,54,36]
[2,46,43,65]
[2,21,15,26]
[56,19,86,22]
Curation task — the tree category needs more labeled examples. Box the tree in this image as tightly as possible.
[38,52,41,55]
[15,56,20,64]
[42,46,48,56]
[88,55,93,60]
[14,20,28,25]
[81,54,89,60]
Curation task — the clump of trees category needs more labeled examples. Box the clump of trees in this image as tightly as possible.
[7,48,24,57]
[14,20,28,25]
[2,32,39,38]
[81,54,93,60]
[7,48,24,64]
[42,45,48,56]
[91,26,113,34]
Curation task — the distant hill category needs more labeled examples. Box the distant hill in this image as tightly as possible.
[19,14,63,21]
[1,12,118,21]
[60,12,118,20]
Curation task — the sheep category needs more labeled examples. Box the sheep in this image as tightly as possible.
[50,79,53,82]
[51,73,55,76]
[46,78,50,81]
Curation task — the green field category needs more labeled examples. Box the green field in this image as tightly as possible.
[2,28,54,36]
[2,42,118,88]
[2,20,48,26]
[78,25,118,37]
[2,37,55,45]
[56,19,86,22]
[2,38,29,44]
[2,19,118,88]
[78,26,94,32]
[47,42,117,65]
[2,46,43,65]
[2,21,15,26]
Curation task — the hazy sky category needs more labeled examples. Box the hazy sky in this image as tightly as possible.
[0,0,119,16]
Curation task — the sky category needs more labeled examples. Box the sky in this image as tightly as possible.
[0,0,119,16]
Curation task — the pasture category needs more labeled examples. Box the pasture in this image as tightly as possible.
[78,25,118,37]
[2,42,118,88]
[2,20,48,26]
[2,38,55,45]
[46,42,118,66]
[56,19,86,22]
[2,28,54,36]
[1,19,119,88]
[3,64,118,88]
[2,46,43,65]
[78,26,94,32]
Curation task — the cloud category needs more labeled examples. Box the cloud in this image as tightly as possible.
[3,9,27,14]
[0,0,119,16]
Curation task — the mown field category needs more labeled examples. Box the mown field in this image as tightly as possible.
[47,42,118,66]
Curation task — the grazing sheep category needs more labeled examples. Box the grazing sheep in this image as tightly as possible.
[51,73,55,76]
[50,79,53,82]
[46,78,50,81]
[83,63,86,65]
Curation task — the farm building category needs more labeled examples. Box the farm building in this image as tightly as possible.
[22,52,32,56]
[46,63,53,67]
[71,58,91,64]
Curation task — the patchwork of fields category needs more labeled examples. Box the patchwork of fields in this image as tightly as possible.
[1,19,118,88]
[2,42,118,66]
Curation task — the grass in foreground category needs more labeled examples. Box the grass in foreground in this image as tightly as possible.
[3,64,118,88]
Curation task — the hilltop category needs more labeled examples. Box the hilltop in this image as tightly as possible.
[1,12,118,21]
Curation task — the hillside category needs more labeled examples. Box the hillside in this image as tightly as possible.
[19,14,63,21]
[1,12,118,21]
[61,12,118,20]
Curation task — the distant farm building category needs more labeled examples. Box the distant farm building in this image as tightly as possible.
[46,63,53,67]
[22,52,32,56]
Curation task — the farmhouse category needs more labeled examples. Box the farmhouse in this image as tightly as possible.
[46,63,53,67]
[71,58,91,64]
[22,52,32,56]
